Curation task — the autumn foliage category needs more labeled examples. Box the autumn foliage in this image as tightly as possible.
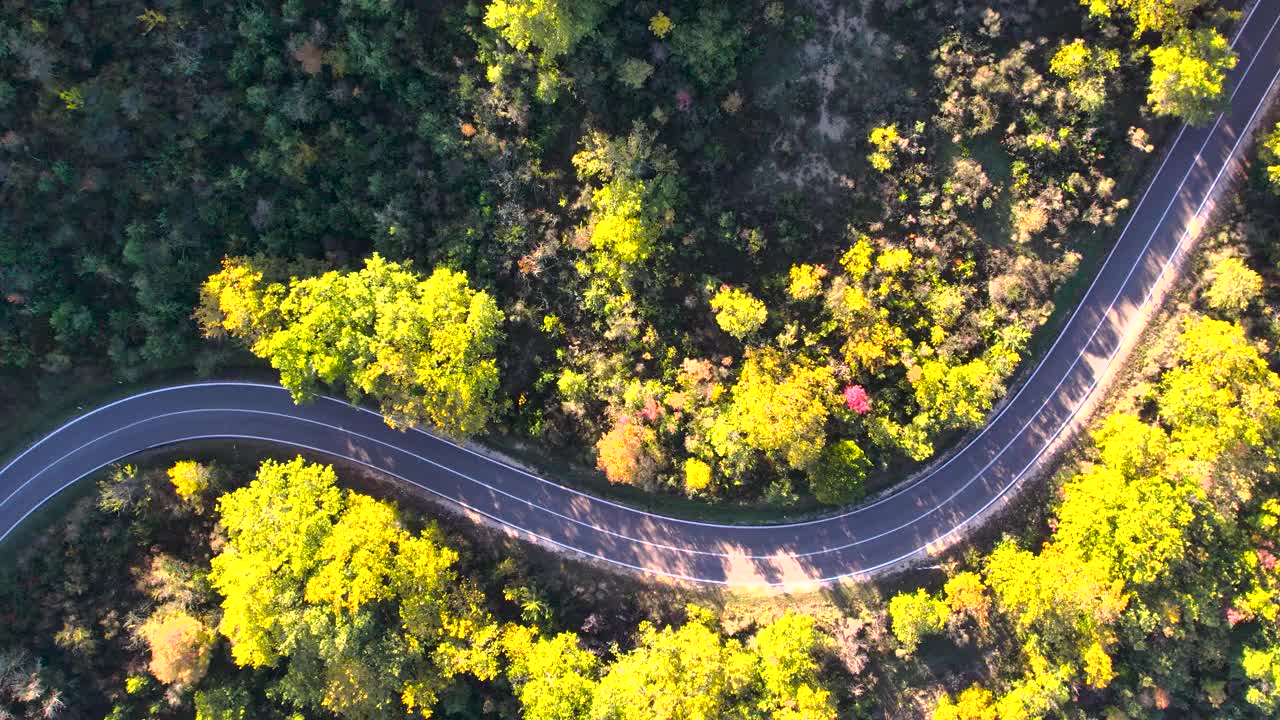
[595,418,659,487]
[139,609,214,686]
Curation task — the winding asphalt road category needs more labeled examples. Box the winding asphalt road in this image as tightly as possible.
[3,4,1280,587]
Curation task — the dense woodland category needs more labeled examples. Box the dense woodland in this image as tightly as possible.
[6,0,1280,718]
[12,150,1280,720]
[0,0,1248,506]
[6,199,1280,718]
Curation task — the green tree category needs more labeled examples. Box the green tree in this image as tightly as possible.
[617,58,653,89]
[807,439,870,505]
[669,6,746,91]
[194,684,252,720]
[1147,28,1237,125]
[710,286,767,340]
[200,255,504,436]
[1203,256,1263,317]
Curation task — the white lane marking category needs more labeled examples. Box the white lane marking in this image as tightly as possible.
[1,407,770,558]
[1229,2,1278,111]
[0,5,1269,536]
[0,57,1259,567]
[0,432,779,585]
[0,6,1275,584]
[880,49,1280,582]
[1233,1,1262,45]
[0,383,213,481]
[836,5,1280,550]
[329,2,1278,534]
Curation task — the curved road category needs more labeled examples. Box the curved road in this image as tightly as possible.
[4,5,1280,587]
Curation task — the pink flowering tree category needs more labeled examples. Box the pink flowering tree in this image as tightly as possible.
[843,385,871,415]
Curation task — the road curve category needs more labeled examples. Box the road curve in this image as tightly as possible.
[4,5,1280,587]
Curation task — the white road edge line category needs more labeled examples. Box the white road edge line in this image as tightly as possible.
[0,6,1266,531]
[0,6,1276,585]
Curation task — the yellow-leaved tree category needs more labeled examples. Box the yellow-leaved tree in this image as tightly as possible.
[199,254,503,436]
[208,457,502,719]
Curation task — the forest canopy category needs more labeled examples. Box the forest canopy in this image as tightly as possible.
[0,0,1245,506]
[2,1,1280,720]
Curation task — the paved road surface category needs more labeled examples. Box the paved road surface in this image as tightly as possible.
[4,4,1280,586]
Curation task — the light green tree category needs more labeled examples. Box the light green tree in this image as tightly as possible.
[889,589,950,652]
[484,0,616,60]
[1158,316,1280,461]
[588,608,836,720]
[751,612,837,719]
[1049,39,1120,113]
[787,264,826,301]
[913,357,1004,432]
[1053,414,1196,586]
[200,255,503,436]
[807,439,870,505]
[1243,644,1280,713]
[1260,122,1280,190]
[932,685,998,720]
[166,460,218,507]
[1081,0,1203,37]
[991,656,1074,720]
[983,542,1127,688]
[503,626,601,720]
[572,125,678,284]
[683,457,713,494]
[590,608,756,720]
[1147,28,1237,125]
[867,124,900,171]
[208,457,501,719]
